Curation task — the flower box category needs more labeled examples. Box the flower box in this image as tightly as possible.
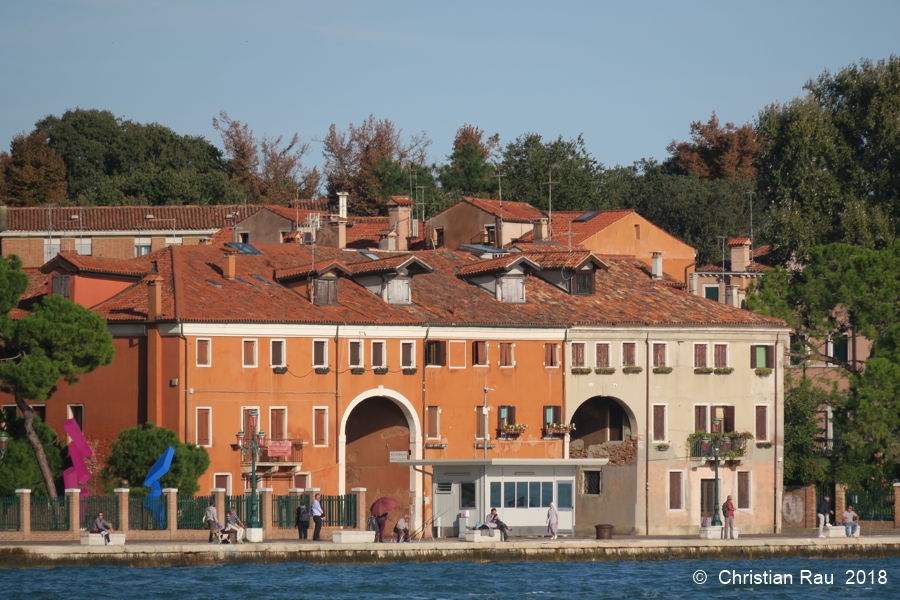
[622,365,643,374]
[656,443,670,451]
[272,367,288,374]
[373,367,389,375]
[570,367,592,375]
[694,367,714,374]
[756,441,773,449]
[350,367,365,375]
[755,367,773,377]
[714,367,734,375]
[315,367,330,375]
[402,368,418,375]
[652,366,673,374]
[595,367,616,374]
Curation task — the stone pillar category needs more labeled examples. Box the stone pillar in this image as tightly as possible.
[351,488,366,531]
[66,488,81,540]
[16,489,31,538]
[261,488,273,538]
[893,483,900,530]
[163,488,178,533]
[835,483,847,522]
[212,488,226,526]
[805,484,817,529]
[115,489,130,533]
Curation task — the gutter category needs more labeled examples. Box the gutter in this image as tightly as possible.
[0,228,220,238]
[177,324,190,446]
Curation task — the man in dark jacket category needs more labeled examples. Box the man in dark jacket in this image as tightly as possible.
[91,512,114,545]
[295,503,310,540]
[817,495,833,538]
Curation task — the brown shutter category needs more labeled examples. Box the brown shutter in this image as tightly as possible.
[373,342,384,367]
[243,408,254,435]
[766,345,775,368]
[653,405,666,441]
[724,406,735,433]
[596,343,609,368]
[499,343,511,366]
[350,341,360,367]
[623,343,636,366]
[243,340,255,366]
[215,474,229,490]
[427,406,439,438]
[314,341,325,366]
[737,472,750,509]
[572,343,584,367]
[694,405,707,433]
[197,408,210,445]
[544,343,553,366]
[271,409,285,440]
[750,345,758,368]
[293,474,308,489]
[402,343,413,367]
[755,405,767,441]
[694,344,707,367]
[197,339,210,366]
[473,341,486,365]
[314,409,326,445]
[437,341,447,366]
[271,341,284,366]
[669,472,682,510]
[653,343,666,367]
[476,407,485,438]
[509,405,517,425]
[714,344,727,367]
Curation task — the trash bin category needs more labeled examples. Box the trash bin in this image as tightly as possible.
[595,524,613,540]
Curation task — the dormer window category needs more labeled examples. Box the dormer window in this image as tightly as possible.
[313,276,338,305]
[574,273,594,295]
[385,276,411,305]
[499,276,525,303]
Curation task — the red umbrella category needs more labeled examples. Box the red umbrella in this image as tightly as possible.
[370,496,399,516]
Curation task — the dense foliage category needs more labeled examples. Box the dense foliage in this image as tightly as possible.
[0,415,65,496]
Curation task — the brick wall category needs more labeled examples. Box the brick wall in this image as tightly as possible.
[2,238,46,268]
[93,237,138,259]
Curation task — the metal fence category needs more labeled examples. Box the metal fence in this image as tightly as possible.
[846,488,895,521]
[177,495,212,530]
[0,496,20,531]
[79,496,119,530]
[272,494,310,528]
[225,495,247,524]
[31,496,70,531]
[129,496,167,530]
[322,494,357,528]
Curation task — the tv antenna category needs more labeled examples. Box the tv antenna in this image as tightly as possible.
[542,165,559,238]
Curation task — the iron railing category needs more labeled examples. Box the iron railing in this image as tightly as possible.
[80,496,119,530]
[272,494,310,528]
[129,496,167,530]
[31,496,70,531]
[322,494,357,528]
[0,496,20,531]
[241,439,304,464]
[225,495,247,524]
[689,436,748,459]
[846,488,895,521]
[176,495,212,530]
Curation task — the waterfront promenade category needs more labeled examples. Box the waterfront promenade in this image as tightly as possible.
[2,534,900,568]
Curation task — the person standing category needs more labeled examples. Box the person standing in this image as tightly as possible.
[817,495,833,538]
[311,493,325,541]
[546,502,559,540]
[375,512,388,542]
[295,503,310,540]
[205,500,219,544]
[91,511,115,545]
[722,495,736,540]
[843,505,859,537]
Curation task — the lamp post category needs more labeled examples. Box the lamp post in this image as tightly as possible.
[0,431,8,460]
[700,418,731,527]
[231,410,266,534]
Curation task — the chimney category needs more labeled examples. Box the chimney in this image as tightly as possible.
[380,230,397,251]
[388,203,410,251]
[223,252,236,281]
[147,276,162,322]
[318,216,347,249]
[729,239,751,272]
[651,251,663,280]
[532,218,548,242]
[337,192,348,219]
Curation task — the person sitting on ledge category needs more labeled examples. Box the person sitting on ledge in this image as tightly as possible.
[224,508,246,544]
[485,508,511,542]
[393,514,410,543]
[91,511,115,545]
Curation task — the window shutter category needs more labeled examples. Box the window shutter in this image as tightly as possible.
[694,405,707,433]
[572,343,585,367]
[509,405,517,425]
[427,406,439,438]
[766,345,775,368]
[197,339,210,366]
[653,405,666,441]
[243,340,255,366]
[271,409,285,440]
[476,407,486,438]
[271,341,284,367]
[724,406,735,433]
[737,472,750,509]
[694,344,707,368]
[373,342,384,367]
[750,345,758,368]
[215,474,229,490]
[314,341,326,366]
[652,343,665,367]
[314,409,326,445]
[197,408,210,445]
[350,342,361,367]
[755,405,767,441]
[669,472,682,510]
[596,343,609,368]
[437,341,447,366]
[402,343,413,368]
[243,408,254,435]
[499,343,511,366]
[714,344,727,368]
[623,343,636,366]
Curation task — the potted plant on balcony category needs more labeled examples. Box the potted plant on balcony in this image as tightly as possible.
[350,367,365,375]
[402,368,418,375]
[595,366,616,374]
[714,367,734,375]
[373,367,389,375]
[755,367,773,377]
[570,367,593,375]
[315,367,330,375]
[544,422,575,437]
[622,365,643,374]
[652,366,673,374]
[501,423,528,439]
[693,366,714,374]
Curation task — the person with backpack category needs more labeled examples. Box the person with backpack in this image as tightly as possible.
[295,503,310,540]
[722,495,736,539]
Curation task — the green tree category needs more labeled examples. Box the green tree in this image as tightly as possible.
[0,130,68,206]
[0,414,65,496]
[438,125,499,196]
[102,423,210,496]
[666,112,760,180]
[0,255,115,498]
[782,377,836,484]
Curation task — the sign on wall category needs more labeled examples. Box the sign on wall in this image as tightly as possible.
[389,451,408,463]
[267,440,292,457]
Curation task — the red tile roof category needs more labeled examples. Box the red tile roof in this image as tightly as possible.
[516,210,634,245]
[11,269,49,319]
[460,197,545,223]
[388,195,416,206]
[345,216,425,249]
[455,255,541,277]
[696,244,777,273]
[261,205,329,222]
[3,205,260,232]
[39,252,152,277]
[727,237,751,247]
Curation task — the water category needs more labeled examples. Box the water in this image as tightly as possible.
[4,556,899,599]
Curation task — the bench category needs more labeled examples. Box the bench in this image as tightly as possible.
[822,524,860,538]
[465,528,499,543]
[80,533,126,546]
[331,530,376,543]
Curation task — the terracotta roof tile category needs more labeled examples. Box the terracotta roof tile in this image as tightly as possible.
[455,255,541,277]
[516,210,634,245]
[461,197,545,223]
[388,195,416,206]
[345,216,425,249]
[262,205,329,222]
[40,252,152,277]
[728,237,751,247]
[4,205,260,232]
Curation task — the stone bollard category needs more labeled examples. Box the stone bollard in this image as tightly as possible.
[163,488,178,533]
[66,488,82,540]
[115,489,130,533]
[211,488,226,527]
[351,488,366,531]
[894,483,900,530]
[16,489,31,538]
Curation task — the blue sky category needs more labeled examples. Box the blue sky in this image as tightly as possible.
[1,1,898,172]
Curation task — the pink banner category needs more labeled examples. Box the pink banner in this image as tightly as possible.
[266,440,292,457]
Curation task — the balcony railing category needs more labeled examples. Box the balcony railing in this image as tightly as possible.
[242,438,304,464]
[689,436,749,460]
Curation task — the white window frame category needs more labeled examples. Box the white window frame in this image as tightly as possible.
[693,403,710,433]
[213,472,232,495]
[348,339,364,368]
[400,340,416,369]
[448,340,467,369]
[651,341,668,368]
[666,469,685,512]
[240,405,261,436]
[43,238,61,262]
[543,343,560,368]
[693,342,709,368]
[292,472,312,490]
[755,404,770,442]
[196,338,212,367]
[475,405,491,440]
[74,237,92,256]
[472,340,489,367]
[312,338,328,368]
[594,342,611,368]
[736,470,753,510]
[499,342,516,368]
[651,403,668,442]
[242,338,258,368]
[426,406,441,439]
[165,236,183,246]
[269,406,288,440]
[371,340,386,368]
[702,283,720,301]
[270,339,287,368]
[195,406,213,447]
[713,342,730,368]
[621,341,639,367]
[570,342,587,368]
[312,406,329,447]
[134,237,151,257]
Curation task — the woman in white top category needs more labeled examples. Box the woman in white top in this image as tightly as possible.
[546,502,559,540]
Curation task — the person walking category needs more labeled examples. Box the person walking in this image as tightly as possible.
[205,500,219,544]
[311,493,325,541]
[722,495,736,539]
[843,505,859,537]
[295,503,310,540]
[375,512,388,543]
[91,511,115,545]
[817,495,833,538]
[546,502,559,540]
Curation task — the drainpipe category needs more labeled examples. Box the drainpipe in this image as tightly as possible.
[335,324,341,465]
[645,331,650,536]
[421,326,430,528]
[178,324,190,445]
[684,262,696,293]
[562,328,568,459]
[774,331,780,534]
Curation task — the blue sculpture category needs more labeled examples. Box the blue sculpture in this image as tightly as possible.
[143,446,175,529]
